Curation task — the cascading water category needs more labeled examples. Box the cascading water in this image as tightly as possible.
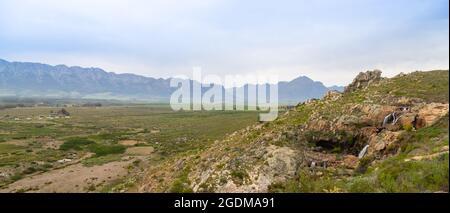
[382,113,393,126]
[358,145,370,159]
[382,112,402,127]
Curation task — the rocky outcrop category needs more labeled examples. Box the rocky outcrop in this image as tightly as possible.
[180,134,303,193]
[323,90,342,101]
[303,100,448,159]
[344,70,382,93]
[367,130,402,156]
[211,145,301,193]
[416,103,449,128]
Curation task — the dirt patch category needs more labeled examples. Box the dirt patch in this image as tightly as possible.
[3,140,28,146]
[126,147,154,156]
[150,129,160,134]
[36,137,63,149]
[0,160,131,193]
[119,140,139,146]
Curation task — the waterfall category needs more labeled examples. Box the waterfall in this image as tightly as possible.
[393,114,402,125]
[382,113,392,126]
[358,145,369,159]
[382,112,401,127]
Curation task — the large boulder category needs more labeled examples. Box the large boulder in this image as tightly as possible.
[367,131,403,156]
[343,155,359,169]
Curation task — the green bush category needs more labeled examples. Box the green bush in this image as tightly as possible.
[169,179,194,193]
[347,177,377,193]
[60,137,95,151]
[230,170,249,184]
[402,123,414,131]
[169,168,193,193]
[87,144,126,156]
[22,166,38,175]
[354,155,374,174]
[375,154,449,192]
[10,173,23,182]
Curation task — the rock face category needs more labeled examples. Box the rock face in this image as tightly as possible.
[416,103,449,128]
[300,71,449,162]
[344,70,382,93]
[212,145,300,193]
[367,131,402,156]
[305,102,449,158]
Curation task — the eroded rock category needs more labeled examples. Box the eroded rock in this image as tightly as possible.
[416,103,449,128]
[344,70,382,93]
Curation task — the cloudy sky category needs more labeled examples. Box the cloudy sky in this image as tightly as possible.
[0,0,448,86]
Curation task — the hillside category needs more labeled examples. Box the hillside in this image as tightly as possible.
[0,59,341,103]
[138,70,449,193]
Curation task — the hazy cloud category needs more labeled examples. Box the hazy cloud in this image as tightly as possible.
[0,0,448,86]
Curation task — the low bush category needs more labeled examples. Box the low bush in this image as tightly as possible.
[60,137,95,151]
[87,144,126,156]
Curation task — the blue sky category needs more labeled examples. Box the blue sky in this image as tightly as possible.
[0,0,448,86]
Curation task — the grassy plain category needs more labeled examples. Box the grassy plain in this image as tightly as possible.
[0,104,259,192]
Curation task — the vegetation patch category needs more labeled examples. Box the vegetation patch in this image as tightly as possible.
[60,137,95,151]
[230,169,249,185]
[169,167,193,193]
[87,144,126,156]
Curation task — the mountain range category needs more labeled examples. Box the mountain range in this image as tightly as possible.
[0,59,343,104]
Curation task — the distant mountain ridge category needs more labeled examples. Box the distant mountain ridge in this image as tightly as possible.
[0,59,343,103]
[0,59,173,101]
[278,76,344,104]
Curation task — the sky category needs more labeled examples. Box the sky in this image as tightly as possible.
[0,0,448,86]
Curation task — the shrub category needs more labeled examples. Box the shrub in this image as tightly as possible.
[60,137,95,151]
[355,156,374,174]
[87,144,126,156]
[375,154,449,192]
[169,168,193,193]
[347,177,377,193]
[230,170,249,184]
[402,123,414,131]
[22,166,38,175]
[169,180,194,193]
[268,182,286,193]
[10,173,23,182]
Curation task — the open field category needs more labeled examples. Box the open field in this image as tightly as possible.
[0,105,259,192]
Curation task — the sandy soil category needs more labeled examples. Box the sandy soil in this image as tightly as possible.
[0,160,132,193]
[119,140,139,146]
[4,137,63,149]
[126,147,154,155]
